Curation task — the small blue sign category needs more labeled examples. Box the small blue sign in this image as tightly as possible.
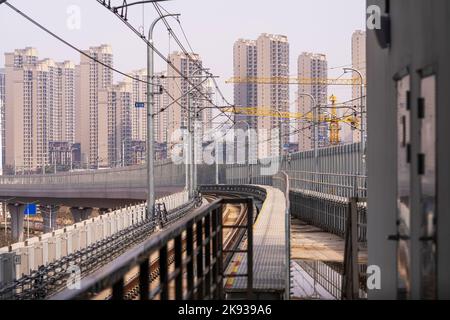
[135,102,145,108]
[24,204,37,216]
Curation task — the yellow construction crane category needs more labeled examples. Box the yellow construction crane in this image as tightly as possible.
[221,95,357,146]
[226,76,366,86]
[329,94,341,145]
[221,106,359,126]
[225,75,361,145]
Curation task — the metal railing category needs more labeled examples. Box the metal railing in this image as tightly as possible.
[295,260,367,300]
[282,143,366,199]
[51,194,257,300]
[0,162,219,189]
[285,171,366,199]
[225,143,366,198]
[0,142,368,299]
[224,143,367,243]
[272,172,291,300]
[1,143,365,198]
[290,191,367,242]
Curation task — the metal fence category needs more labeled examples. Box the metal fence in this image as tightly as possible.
[223,144,369,300]
[295,260,367,300]
[290,191,367,242]
[225,143,366,198]
[0,143,365,198]
[224,143,367,242]
[282,143,366,199]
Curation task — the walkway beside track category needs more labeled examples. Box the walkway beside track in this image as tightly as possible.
[224,185,287,299]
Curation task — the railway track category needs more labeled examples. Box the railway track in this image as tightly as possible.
[101,193,251,300]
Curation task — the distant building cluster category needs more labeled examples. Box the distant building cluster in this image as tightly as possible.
[0,31,365,174]
[0,46,213,174]
[233,31,366,154]
[234,33,290,158]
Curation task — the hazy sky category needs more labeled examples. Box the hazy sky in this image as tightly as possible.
[0,0,366,102]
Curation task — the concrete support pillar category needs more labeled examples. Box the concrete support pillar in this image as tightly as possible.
[0,252,16,297]
[41,205,59,233]
[70,207,93,223]
[7,204,25,243]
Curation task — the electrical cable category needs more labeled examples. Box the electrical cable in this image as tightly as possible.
[4,2,156,86]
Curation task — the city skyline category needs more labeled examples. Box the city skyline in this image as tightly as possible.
[1,44,219,171]
[1,0,448,303]
[1,26,366,171]
[0,0,366,103]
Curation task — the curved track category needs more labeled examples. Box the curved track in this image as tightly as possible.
[101,193,250,300]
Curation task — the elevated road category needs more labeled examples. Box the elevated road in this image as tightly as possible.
[0,162,190,207]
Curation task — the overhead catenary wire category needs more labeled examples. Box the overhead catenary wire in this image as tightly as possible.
[3,2,156,87]
[152,3,236,115]
[99,0,234,122]
[154,76,210,116]
[159,2,235,107]
[149,2,236,141]
[3,1,200,118]
[154,2,364,148]
[5,1,359,149]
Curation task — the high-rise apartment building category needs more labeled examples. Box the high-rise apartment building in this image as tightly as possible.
[4,48,75,172]
[0,68,5,175]
[202,79,214,139]
[297,52,328,151]
[153,71,169,145]
[129,69,147,144]
[4,47,38,172]
[351,30,366,143]
[58,61,76,144]
[233,39,257,130]
[166,52,203,149]
[126,70,168,162]
[75,44,113,168]
[98,81,132,167]
[256,33,289,158]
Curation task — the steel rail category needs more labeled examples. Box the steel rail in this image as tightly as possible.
[116,196,248,300]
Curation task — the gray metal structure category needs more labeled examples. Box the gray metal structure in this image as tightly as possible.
[368,0,450,300]
[147,13,180,219]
